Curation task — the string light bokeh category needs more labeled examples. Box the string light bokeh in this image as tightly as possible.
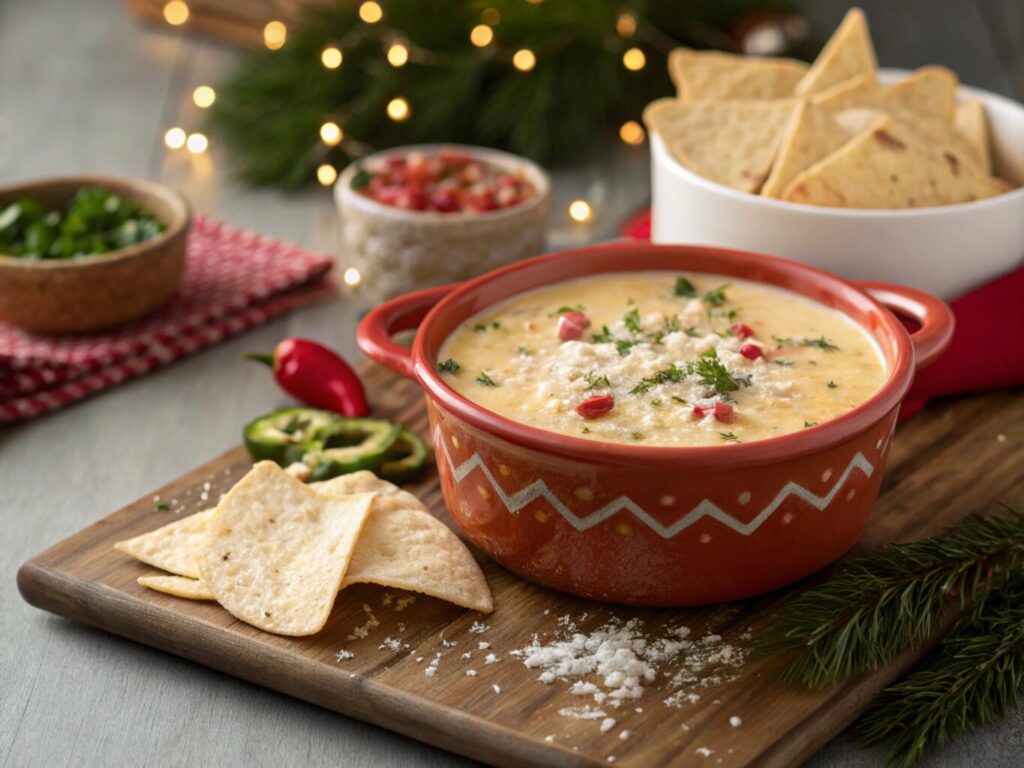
[160,2,654,191]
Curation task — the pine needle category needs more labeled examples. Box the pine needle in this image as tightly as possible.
[756,506,1024,688]
[855,570,1024,768]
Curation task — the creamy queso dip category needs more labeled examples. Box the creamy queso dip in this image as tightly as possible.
[437,272,886,446]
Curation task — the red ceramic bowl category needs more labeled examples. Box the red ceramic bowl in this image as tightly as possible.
[358,243,954,606]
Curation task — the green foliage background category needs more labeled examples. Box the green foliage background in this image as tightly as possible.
[207,0,799,188]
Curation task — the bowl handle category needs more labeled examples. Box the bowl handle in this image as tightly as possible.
[852,280,955,371]
[357,284,455,379]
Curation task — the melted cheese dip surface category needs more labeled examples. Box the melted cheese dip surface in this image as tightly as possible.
[437,272,886,446]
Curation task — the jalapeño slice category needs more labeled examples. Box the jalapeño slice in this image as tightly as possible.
[379,429,429,484]
[242,407,337,464]
[298,418,402,481]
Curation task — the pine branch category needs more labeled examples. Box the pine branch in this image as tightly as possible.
[756,506,1024,688]
[855,570,1024,768]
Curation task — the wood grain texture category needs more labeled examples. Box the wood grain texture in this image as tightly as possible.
[17,362,1024,768]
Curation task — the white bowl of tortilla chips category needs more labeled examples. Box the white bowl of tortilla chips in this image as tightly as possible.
[646,8,1024,300]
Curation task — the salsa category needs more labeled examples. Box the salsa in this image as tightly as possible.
[350,150,536,214]
[0,187,166,259]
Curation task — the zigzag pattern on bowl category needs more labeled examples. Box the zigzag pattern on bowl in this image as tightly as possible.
[436,428,875,539]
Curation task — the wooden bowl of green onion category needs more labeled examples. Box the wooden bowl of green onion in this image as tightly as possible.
[0,176,190,334]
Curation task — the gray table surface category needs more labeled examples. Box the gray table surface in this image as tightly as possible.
[2,1,1021,766]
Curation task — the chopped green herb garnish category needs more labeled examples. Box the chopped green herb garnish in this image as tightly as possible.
[827,380,838,388]
[591,325,614,344]
[615,339,637,357]
[665,314,682,332]
[702,285,729,307]
[516,346,532,356]
[774,359,795,367]
[623,307,642,334]
[631,432,644,440]
[709,308,739,321]
[684,326,699,338]
[808,336,839,351]
[438,358,460,374]
[630,363,685,395]
[700,347,718,358]
[689,354,751,398]
[720,432,741,443]
[154,501,170,511]
[582,427,591,434]
[556,304,584,314]
[651,399,662,407]
[475,371,497,387]
[350,168,371,189]
[674,277,697,298]
[649,331,665,345]
[772,335,840,352]
[473,321,501,332]
[671,395,687,404]
[804,421,818,428]
[584,371,612,391]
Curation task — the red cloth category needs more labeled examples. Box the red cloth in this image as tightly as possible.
[0,215,335,424]
[620,208,1024,417]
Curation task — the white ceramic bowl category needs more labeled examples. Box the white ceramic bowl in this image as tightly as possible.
[334,144,550,303]
[651,71,1024,300]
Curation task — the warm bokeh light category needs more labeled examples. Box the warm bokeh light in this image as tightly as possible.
[320,121,342,146]
[264,20,286,50]
[186,132,208,154]
[343,267,362,286]
[481,8,501,25]
[616,13,637,37]
[163,1,189,26]
[164,127,186,149]
[619,120,645,145]
[569,200,593,222]
[623,47,646,71]
[359,1,383,23]
[321,46,343,69]
[386,97,411,122]
[192,85,216,108]
[317,164,338,186]
[512,49,536,72]
[470,24,494,47]
[387,43,409,67]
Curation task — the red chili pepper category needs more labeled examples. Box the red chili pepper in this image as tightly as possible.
[577,394,614,419]
[739,343,763,360]
[247,338,370,417]
[731,323,755,340]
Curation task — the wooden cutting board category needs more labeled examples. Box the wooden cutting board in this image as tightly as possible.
[17,363,1023,768]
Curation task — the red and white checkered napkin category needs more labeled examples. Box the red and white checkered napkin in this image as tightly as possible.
[0,215,336,424]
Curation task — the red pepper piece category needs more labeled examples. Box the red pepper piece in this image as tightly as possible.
[713,401,735,423]
[577,394,614,419]
[557,311,591,341]
[247,338,370,417]
[731,323,755,339]
[692,405,708,419]
[739,343,763,360]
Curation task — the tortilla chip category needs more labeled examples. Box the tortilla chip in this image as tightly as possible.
[138,574,214,601]
[796,8,877,96]
[813,67,958,121]
[955,98,992,174]
[114,509,213,580]
[762,102,864,198]
[343,494,493,613]
[198,461,375,636]
[782,117,1011,208]
[314,470,426,513]
[668,48,806,102]
[645,98,797,193]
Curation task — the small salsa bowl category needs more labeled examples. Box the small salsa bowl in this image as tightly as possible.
[358,243,954,606]
[334,144,551,303]
[0,176,190,334]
